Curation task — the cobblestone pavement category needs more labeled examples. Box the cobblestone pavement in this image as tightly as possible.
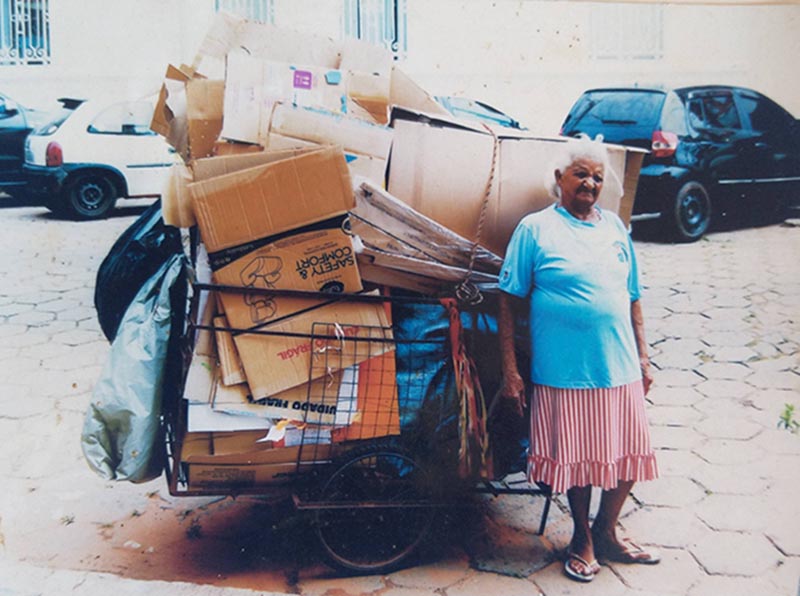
[0,204,798,596]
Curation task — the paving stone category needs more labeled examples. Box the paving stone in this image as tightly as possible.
[525,561,625,595]
[647,386,704,407]
[702,330,757,347]
[652,369,705,388]
[646,405,704,427]
[693,439,766,466]
[649,425,704,450]
[762,556,800,596]
[55,306,96,323]
[620,506,713,549]
[610,548,703,594]
[651,351,704,370]
[652,449,704,477]
[388,559,473,590]
[751,428,800,456]
[747,370,800,391]
[695,379,755,400]
[694,361,753,381]
[690,531,782,576]
[36,298,83,314]
[690,462,766,496]
[0,302,35,317]
[630,477,707,508]
[691,396,752,418]
[748,341,781,359]
[694,494,768,532]
[296,574,387,596]
[702,307,750,323]
[693,416,762,440]
[687,574,784,596]
[747,355,800,374]
[0,323,28,338]
[445,570,540,596]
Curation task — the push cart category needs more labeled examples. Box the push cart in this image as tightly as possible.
[162,282,552,575]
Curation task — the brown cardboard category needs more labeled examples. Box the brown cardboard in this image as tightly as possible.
[388,66,451,117]
[213,140,264,156]
[212,371,343,425]
[150,64,195,160]
[387,109,644,257]
[213,225,362,329]
[213,315,247,386]
[191,147,317,182]
[162,162,196,228]
[186,79,225,160]
[188,146,354,253]
[268,103,393,160]
[232,295,392,399]
[340,39,392,125]
[222,52,348,144]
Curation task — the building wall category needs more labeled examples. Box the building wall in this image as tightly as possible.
[2,1,798,136]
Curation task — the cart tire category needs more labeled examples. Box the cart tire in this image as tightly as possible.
[315,441,435,574]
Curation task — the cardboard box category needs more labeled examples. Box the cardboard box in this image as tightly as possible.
[222,52,348,144]
[212,139,264,156]
[213,315,247,386]
[150,64,194,159]
[212,371,344,425]
[192,12,342,80]
[232,294,392,399]
[387,108,645,257]
[192,147,317,182]
[188,146,354,253]
[162,162,196,229]
[213,224,362,328]
[267,103,393,161]
[388,66,452,117]
[186,79,225,160]
[340,39,393,125]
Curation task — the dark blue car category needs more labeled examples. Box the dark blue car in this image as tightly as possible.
[561,86,800,241]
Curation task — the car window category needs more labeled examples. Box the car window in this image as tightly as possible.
[659,92,688,135]
[737,93,792,133]
[692,94,741,130]
[566,91,664,129]
[34,106,76,136]
[88,101,156,135]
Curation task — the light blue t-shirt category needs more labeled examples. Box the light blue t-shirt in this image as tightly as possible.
[499,204,642,389]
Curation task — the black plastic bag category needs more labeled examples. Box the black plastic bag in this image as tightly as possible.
[94,200,183,342]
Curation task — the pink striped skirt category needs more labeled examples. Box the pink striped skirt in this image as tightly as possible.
[528,380,658,493]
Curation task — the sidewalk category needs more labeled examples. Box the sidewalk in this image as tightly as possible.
[0,205,798,595]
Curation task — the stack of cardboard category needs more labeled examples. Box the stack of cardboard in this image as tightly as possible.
[151,13,646,490]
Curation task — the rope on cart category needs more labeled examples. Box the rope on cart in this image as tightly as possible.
[442,298,493,480]
[455,125,500,306]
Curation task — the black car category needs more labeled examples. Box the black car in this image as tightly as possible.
[0,92,47,199]
[560,86,800,241]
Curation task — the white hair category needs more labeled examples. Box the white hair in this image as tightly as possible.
[548,133,623,201]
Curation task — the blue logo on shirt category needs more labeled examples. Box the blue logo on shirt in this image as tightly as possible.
[613,241,628,263]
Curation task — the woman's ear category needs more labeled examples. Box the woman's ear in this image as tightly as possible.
[554,169,562,183]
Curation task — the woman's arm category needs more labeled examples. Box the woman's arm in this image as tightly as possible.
[499,291,526,415]
[630,299,654,395]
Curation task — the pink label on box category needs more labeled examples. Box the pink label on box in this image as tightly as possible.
[293,70,313,89]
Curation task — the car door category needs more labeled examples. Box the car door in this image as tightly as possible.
[685,89,768,201]
[735,89,800,191]
[0,93,31,185]
[84,100,175,196]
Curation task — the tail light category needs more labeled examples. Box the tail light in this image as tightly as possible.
[46,142,63,167]
[651,131,678,159]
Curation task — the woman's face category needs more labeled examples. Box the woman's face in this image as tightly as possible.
[555,158,605,214]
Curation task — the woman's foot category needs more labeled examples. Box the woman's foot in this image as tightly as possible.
[592,528,661,565]
[564,551,600,582]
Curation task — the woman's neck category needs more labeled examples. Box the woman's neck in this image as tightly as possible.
[559,202,600,222]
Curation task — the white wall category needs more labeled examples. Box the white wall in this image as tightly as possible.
[2,1,798,137]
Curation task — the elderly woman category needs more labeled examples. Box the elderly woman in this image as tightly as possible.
[498,136,659,583]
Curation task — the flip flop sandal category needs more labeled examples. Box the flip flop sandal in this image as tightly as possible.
[564,552,600,582]
[596,538,661,565]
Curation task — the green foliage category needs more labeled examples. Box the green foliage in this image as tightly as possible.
[777,403,799,434]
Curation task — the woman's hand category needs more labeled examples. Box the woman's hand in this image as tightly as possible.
[640,356,654,395]
[501,369,526,417]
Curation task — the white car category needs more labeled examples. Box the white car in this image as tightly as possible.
[24,97,176,219]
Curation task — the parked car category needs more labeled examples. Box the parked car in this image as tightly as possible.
[24,97,176,219]
[0,91,49,198]
[435,96,526,130]
[560,85,800,241]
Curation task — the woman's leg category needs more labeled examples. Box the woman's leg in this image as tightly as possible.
[566,485,596,567]
[592,479,634,544]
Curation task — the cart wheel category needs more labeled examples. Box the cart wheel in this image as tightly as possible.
[315,442,435,574]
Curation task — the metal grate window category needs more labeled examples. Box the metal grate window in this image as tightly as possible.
[215,0,274,23]
[343,0,407,60]
[0,0,50,66]
[591,4,663,60]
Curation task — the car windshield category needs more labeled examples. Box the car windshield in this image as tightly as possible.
[88,100,156,135]
[33,105,77,136]
[566,91,664,129]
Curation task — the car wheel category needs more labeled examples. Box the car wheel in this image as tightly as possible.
[670,181,711,242]
[64,173,118,220]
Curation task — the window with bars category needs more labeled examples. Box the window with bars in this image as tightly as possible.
[215,0,274,23]
[0,0,50,66]
[590,4,663,60]
[343,0,407,60]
